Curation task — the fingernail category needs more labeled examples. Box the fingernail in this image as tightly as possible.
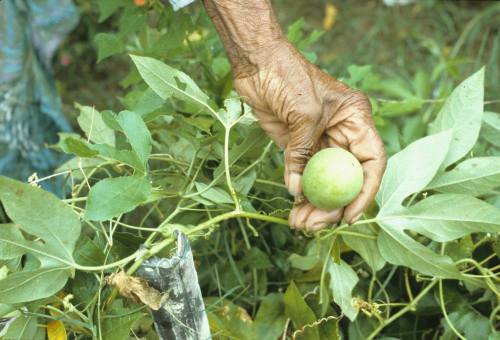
[288,173,302,197]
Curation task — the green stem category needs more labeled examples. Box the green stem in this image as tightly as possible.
[439,279,466,339]
[367,279,438,340]
[224,127,241,210]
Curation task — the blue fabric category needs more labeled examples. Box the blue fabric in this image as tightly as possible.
[0,0,78,193]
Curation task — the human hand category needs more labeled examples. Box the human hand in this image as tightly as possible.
[203,0,386,230]
[233,40,386,230]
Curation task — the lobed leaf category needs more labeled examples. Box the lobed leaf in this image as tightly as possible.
[481,111,500,147]
[429,68,484,167]
[130,55,214,116]
[377,226,461,279]
[381,194,500,242]
[376,130,452,214]
[427,157,500,196]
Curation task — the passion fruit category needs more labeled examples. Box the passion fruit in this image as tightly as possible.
[302,148,363,210]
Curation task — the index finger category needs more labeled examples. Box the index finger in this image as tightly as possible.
[341,119,386,224]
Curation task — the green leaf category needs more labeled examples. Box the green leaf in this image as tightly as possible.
[64,137,99,158]
[377,226,461,279]
[289,253,319,271]
[380,97,423,117]
[253,293,287,340]
[117,110,152,165]
[378,121,401,155]
[1,314,38,339]
[134,88,165,116]
[239,248,273,269]
[0,176,81,265]
[440,307,491,340]
[0,224,75,267]
[234,170,256,196]
[194,182,233,205]
[427,157,500,196]
[430,68,485,167]
[0,224,31,260]
[94,33,125,63]
[74,237,106,266]
[101,303,145,340]
[205,298,254,340]
[101,110,122,131]
[97,0,124,22]
[482,111,500,147]
[376,130,452,214]
[327,260,359,320]
[76,103,115,145]
[342,225,385,272]
[0,267,69,304]
[130,55,213,115]
[85,176,152,221]
[287,18,305,43]
[214,128,268,179]
[284,281,320,340]
[219,97,242,128]
[380,194,500,242]
[91,144,144,171]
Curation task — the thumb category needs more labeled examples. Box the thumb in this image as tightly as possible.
[284,116,323,196]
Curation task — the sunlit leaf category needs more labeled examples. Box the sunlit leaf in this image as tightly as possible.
[130,55,213,115]
[482,111,500,147]
[427,157,500,196]
[380,194,500,242]
[430,68,484,167]
[376,130,452,213]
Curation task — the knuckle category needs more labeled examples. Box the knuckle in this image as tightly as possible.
[343,90,371,115]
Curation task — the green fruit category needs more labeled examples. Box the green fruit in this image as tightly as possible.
[302,148,363,210]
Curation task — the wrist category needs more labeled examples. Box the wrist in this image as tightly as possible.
[204,0,286,77]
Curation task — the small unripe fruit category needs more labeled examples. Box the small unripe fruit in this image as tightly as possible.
[302,148,363,210]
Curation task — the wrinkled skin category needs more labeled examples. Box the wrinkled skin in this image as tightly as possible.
[204,0,387,230]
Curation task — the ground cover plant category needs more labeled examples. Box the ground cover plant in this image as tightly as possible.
[0,1,499,339]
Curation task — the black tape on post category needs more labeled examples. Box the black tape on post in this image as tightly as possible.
[137,231,211,340]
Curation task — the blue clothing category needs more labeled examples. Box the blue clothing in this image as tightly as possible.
[0,0,78,191]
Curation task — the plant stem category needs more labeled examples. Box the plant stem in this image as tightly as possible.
[439,279,466,339]
[224,127,241,210]
[367,279,438,340]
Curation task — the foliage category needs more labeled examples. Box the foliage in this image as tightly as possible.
[1,1,499,339]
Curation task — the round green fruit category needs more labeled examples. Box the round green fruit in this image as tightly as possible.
[302,148,363,210]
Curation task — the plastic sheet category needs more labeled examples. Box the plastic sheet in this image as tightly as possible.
[137,231,211,340]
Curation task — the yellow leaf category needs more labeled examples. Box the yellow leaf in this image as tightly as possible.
[47,320,67,340]
[323,3,338,31]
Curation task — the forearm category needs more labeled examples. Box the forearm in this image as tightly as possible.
[202,0,285,77]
